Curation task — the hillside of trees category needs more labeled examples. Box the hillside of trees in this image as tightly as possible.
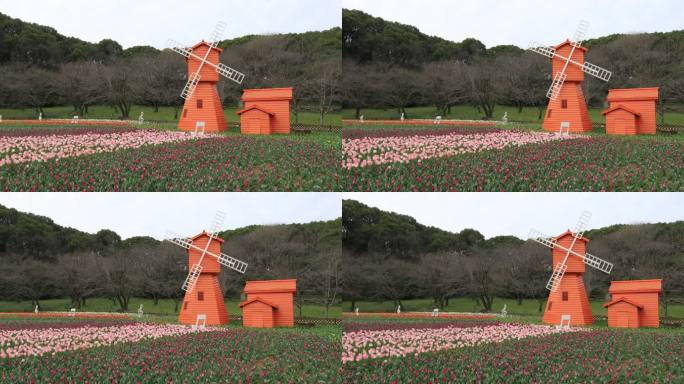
[0,205,341,316]
[341,9,684,121]
[342,200,684,316]
[0,12,341,123]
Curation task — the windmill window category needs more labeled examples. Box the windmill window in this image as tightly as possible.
[562,292,569,301]
[197,99,203,109]
[183,302,188,310]
[197,291,204,301]
[547,109,553,118]
[183,109,187,118]
[547,301,553,311]
[561,100,568,109]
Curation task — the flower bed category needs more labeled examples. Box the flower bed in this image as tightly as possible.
[342,119,497,127]
[342,312,498,320]
[0,126,137,137]
[342,130,571,169]
[0,130,206,166]
[343,323,581,363]
[343,126,502,139]
[0,312,130,319]
[0,322,216,358]
[0,119,132,127]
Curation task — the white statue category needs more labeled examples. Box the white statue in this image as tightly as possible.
[138,111,144,124]
[502,112,508,124]
[396,304,401,314]
[71,116,79,124]
[400,112,405,121]
[69,308,76,317]
[38,112,43,121]
[432,307,439,317]
[354,307,359,316]
[34,305,39,314]
[359,115,364,122]
[138,304,144,317]
[434,116,442,125]
[0,114,3,123]
[501,304,508,317]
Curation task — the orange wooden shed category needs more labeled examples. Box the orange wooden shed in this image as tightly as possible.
[178,41,227,133]
[543,230,594,326]
[178,231,229,326]
[603,279,662,328]
[602,87,659,135]
[236,88,293,135]
[239,279,296,328]
[542,40,592,133]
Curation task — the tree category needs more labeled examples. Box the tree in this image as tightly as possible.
[304,58,340,124]
[100,247,144,311]
[54,251,102,308]
[57,62,105,116]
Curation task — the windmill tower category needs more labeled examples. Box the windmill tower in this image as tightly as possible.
[166,211,248,326]
[529,21,612,133]
[529,211,614,326]
[167,22,245,133]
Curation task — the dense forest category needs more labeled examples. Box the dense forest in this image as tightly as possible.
[0,205,341,317]
[342,200,684,316]
[341,9,684,121]
[0,12,341,123]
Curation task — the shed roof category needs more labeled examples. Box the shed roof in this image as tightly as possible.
[553,230,590,243]
[239,297,279,309]
[608,279,662,294]
[236,105,275,116]
[554,39,588,53]
[190,40,224,53]
[603,297,644,309]
[244,279,297,294]
[242,87,293,102]
[607,87,659,102]
[601,104,641,117]
[189,230,225,244]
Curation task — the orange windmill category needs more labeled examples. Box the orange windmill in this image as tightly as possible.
[528,21,612,133]
[167,22,246,133]
[166,211,248,327]
[529,211,614,326]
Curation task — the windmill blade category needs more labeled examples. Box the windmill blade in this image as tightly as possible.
[165,231,192,249]
[217,63,245,84]
[581,61,612,82]
[208,21,227,49]
[166,39,191,58]
[208,210,226,238]
[546,71,567,100]
[546,261,568,291]
[583,252,613,274]
[572,211,592,238]
[182,264,203,292]
[216,252,248,274]
[528,41,555,59]
[529,229,557,249]
[571,20,590,48]
[181,72,201,99]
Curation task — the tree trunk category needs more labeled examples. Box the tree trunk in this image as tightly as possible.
[355,107,361,119]
[350,300,356,311]
[517,295,523,305]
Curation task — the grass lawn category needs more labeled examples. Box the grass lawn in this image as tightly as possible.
[342,104,684,126]
[342,297,684,319]
[0,105,342,126]
[0,297,341,319]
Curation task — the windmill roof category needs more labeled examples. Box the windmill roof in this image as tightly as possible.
[601,104,641,117]
[239,296,279,309]
[554,39,588,52]
[608,279,662,294]
[553,230,590,243]
[190,40,224,53]
[603,297,644,309]
[607,87,659,102]
[244,279,297,294]
[242,87,293,102]
[236,105,275,116]
[189,230,225,243]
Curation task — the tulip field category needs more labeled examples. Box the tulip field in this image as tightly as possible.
[342,124,684,191]
[342,318,684,383]
[0,316,342,383]
[0,124,340,191]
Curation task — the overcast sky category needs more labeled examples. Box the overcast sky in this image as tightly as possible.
[0,193,341,240]
[343,0,684,48]
[341,193,684,239]
[0,0,341,48]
